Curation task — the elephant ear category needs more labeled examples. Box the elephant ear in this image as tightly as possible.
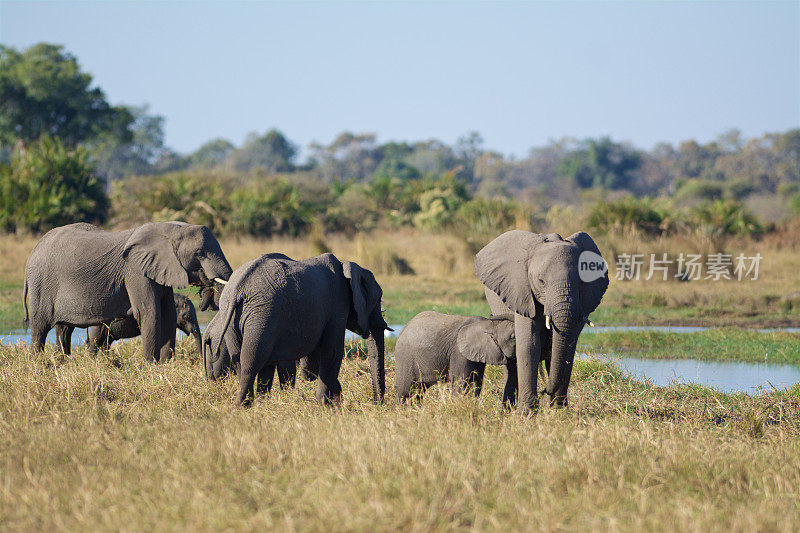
[123,222,189,289]
[342,261,382,335]
[456,318,509,365]
[567,231,610,315]
[474,230,546,318]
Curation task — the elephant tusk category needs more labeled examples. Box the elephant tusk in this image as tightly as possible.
[545,315,550,330]
[213,278,228,285]
[584,317,595,327]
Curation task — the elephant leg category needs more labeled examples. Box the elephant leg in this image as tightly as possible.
[450,355,482,396]
[126,278,162,363]
[514,314,542,415]
[88,325,112,356]
[502,362,518,408]
[469,363,486,397]
[395,363,413,404]
[299,354,319,381]
[236,328,273,407]
[55,324,74,355]
[256,364,276,395]
[277,360,297,389]
[158,288,177,364]
[313,329,344,406]
[29,317,50,354]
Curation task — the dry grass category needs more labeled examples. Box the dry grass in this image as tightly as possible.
[1,339,799,531]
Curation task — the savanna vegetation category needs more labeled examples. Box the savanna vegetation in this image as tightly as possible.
[2,41,800,531]
[1,339,799,530]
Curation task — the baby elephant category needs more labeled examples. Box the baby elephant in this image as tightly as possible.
[394,311,516,402]
[88,293,202,357]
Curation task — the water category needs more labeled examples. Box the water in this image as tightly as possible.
[581,353,800,394]
[3,324,798,394]
[583,325,800,334]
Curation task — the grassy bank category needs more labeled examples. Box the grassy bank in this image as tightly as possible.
[1,339,799,530]
[581,328,800,365]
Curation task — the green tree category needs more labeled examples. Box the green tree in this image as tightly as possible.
[187,138,235,169]
[309,132,381,182]
[228,129,297,173]
[0,43,133,146]
[0,135,108,232]
[558,137,641,189]
[90,105,169,180]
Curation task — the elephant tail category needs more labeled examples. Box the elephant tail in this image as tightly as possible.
[212,298,237,358]
[22,272,29,328]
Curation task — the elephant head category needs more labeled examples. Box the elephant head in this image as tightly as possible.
[475,230,608,407]
[342,261,390,404]
[174,293,202,355]
[122,222,232,310]
[456,315,516,365]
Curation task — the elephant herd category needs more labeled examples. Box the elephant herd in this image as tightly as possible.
[23,222,608,413]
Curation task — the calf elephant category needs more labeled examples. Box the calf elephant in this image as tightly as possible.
[203,252,389,406]
[88,293,202,356]
[394,311,516,402]
[475,230,608,412]
[24,222,232,363]
[203,307,297,391]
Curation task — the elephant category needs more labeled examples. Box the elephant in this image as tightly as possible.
[202,307,297,391]
[474,230,608,413]
[88,293,202,356]
[203,252,389,406]
[23,221,232,363]
[394,311,516,402]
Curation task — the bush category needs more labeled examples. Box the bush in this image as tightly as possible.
[586,196,671,235]
[687,199,764,237]
[109,171,230,231]
[673,179,725,204]
[0,136,107,233]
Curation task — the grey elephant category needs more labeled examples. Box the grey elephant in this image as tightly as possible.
[202,308,297,391]
[23,221,232,363]
[204,252,389,406]
[88,293,202,356]
[475,230,608,412]
[394,311,516,402]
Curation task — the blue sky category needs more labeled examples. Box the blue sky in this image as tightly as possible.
[1,1,798,157]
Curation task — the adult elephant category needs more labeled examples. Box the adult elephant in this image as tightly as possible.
[24,222,232,363]
[88,293,203,356]
[203,309,298,392]
[204,252,389,406]
[475,230,608,413]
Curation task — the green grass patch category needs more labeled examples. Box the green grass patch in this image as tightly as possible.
[580,328,800,364]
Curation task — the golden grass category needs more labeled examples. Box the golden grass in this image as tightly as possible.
[1,339,799,531]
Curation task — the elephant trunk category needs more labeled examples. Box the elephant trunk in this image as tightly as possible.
[200,254,233,282]
[203,337,213,380]
[367,320,386,404]
[191,325,203,357]
[545,282,583,407]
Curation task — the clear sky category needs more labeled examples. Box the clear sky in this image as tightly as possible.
[1,1,798,157]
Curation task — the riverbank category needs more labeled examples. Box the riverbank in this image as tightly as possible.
[581,328,800,365]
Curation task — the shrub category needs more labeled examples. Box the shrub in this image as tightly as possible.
[0,135,107,233]
[687,199,764,237]
[586,196,671,235]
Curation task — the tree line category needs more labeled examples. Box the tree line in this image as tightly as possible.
[1,42,799,238]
